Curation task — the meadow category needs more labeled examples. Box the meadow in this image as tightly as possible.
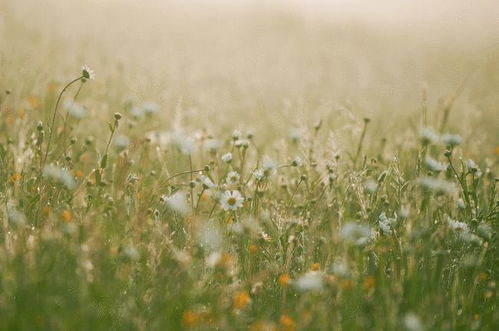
[0,0,498,330]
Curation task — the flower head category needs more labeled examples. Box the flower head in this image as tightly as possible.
[253,168,265,181]
[425,156,446,172]
[340,222,372,246]
[441,133,463,147]
[200,175,216,189]
[291,156,303,167]
[419,176,456,195]
[81,65,95,80]
[221,152,233,163]
[162,191,190,215]
[220,190,244,211]
[294,271,324,292]
[226,171,240,185]
[262,156,277,177]
[419,127,439,145]
[173,134,195,155]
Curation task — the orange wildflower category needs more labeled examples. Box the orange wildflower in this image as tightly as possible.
[339,279,353,290]
[27,96,40,109]
[249,244,258,254]
[251,320,276,331]
[311,263,320,271]
[182,310,200,328]
[9,173,22,184]
[363,276,376,290]
[279,315,296,331]
[278,274,290,287]
[233,291,251,310]
[61,210,72,222]
[74,170,84,179]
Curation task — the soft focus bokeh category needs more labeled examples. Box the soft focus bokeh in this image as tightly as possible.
[1,0,498,150]
[0,1,498,330]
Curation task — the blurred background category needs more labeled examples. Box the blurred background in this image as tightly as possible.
[1,0,498,152]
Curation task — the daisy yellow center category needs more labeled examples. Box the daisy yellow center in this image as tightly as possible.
[227,197,237,206]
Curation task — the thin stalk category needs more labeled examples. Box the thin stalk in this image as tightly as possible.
[42,76,83,169]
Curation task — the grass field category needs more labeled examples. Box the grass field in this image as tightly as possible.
[0,0,498,330]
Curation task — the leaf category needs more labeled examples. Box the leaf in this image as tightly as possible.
[100,154,108,169]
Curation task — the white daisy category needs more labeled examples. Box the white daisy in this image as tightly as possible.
[232,129,241,140]
[221,152,233,163]
[466,159,479,173]
[204,139,221,153]
[234,139,249,148]
[173,134,195,155]
[262,157,277,177]
[419,127,439,145]
[441,133,463,147]
[220,190,244,211]
[200,175,216,189]
[289,127,302,143]
[253,168,265,181]
[425,156,446,172]
[162,191,190,215]
[81,65,95,80]
[226,171,240,185]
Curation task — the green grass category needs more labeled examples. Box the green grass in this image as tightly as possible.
[0,1,498,330]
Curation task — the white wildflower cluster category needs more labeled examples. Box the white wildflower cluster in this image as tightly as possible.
[419,127,463,148]
[7,207,26,227]
[64,99,87,119]
[114,135,130,152]
[288,127,302,143]
[419,127,439,145]
[331,261,350,278]
[262,157,278,176]
[162,191,190,215]
[204,139,221,153]
[378,212,397,234]
[293,271,324,292]
[173,133,195,155]
[130,102,160,118]
[200,175,216,189]
[441,134,463,147]
[419,176,456,195]
[403,313,424,331]
[43,165,76,189]
[424,156,446,172]
[466,159,481,175]
[221,152,233,163]
[122,246,140,261]
[447,218,482,244]
[340,222,372,246]
[364,179,378,194]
